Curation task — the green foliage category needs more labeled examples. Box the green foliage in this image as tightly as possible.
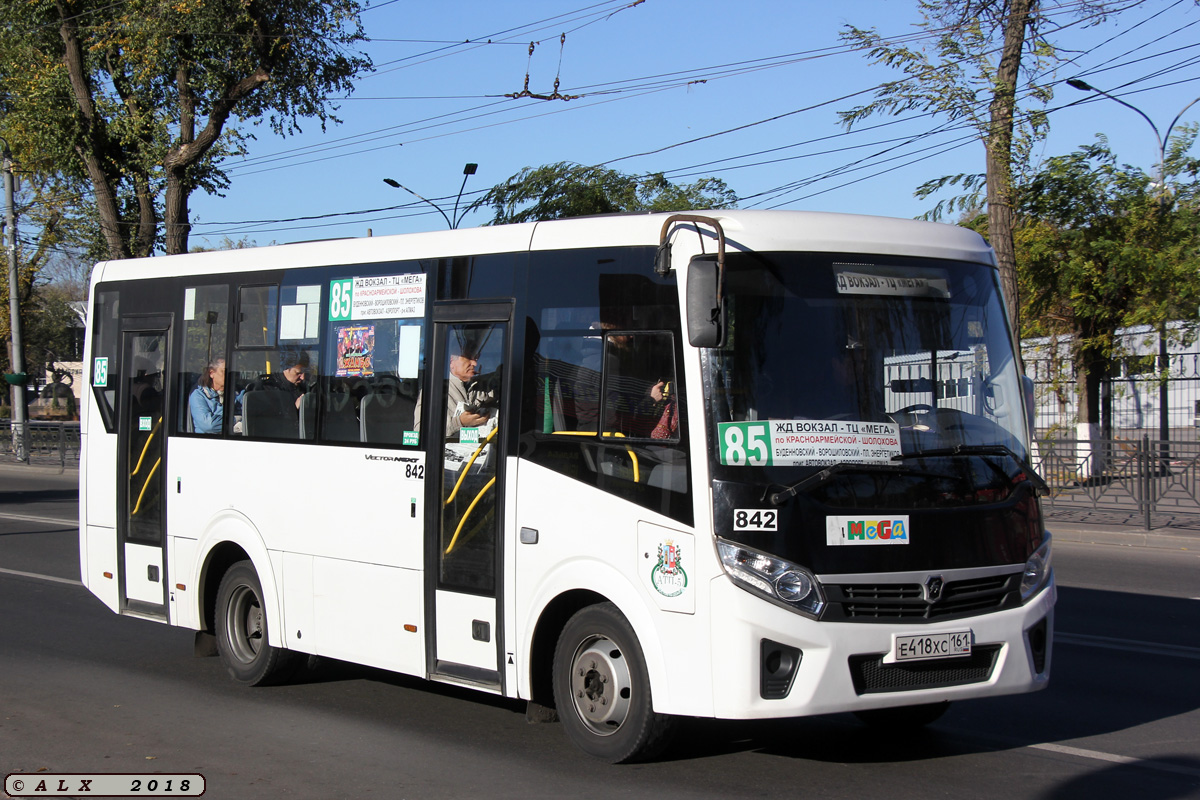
[0,0,371,258]
[472,162,738,225]
[840,0,1055,177]
[1019,134,1200,338]
[1016,131,1200,423]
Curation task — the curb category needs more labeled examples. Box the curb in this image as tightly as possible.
[1049,522,1200,550]
[0,461,79,478]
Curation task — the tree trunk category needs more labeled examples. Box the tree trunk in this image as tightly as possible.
[162,66,270,255]
[986,0,1034,348]
[163,169,191,256]
[1075,336,1106,479]
[57,2,129,260]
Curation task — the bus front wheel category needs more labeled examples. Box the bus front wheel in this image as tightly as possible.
[215,561,294,686]
[552,602,674,763]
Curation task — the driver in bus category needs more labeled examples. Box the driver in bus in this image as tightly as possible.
[414,340,499,440]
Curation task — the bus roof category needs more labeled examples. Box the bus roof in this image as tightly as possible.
[90,209,995,284]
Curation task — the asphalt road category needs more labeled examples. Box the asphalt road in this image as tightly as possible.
[2,468,1198,799]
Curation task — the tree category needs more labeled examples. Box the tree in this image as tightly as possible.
[472,162,737,225]
[1018,133,1200,436]
[0,0,371,258]
[839,0,1111,340]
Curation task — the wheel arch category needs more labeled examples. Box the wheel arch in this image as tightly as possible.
[522,563,671,713]
[526,589,607,711]
[194,510,279,646]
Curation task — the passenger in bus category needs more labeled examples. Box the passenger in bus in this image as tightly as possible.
[267,350,311,410]
[414,342,498,440]
[188,358,226,434]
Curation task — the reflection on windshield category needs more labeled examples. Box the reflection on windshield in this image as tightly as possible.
[706,253,1027,473]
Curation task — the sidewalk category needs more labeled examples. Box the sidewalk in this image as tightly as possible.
[1046,507,1200,549]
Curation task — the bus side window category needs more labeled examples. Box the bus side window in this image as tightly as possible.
[178,285,230,435]
[90,289,121,432]
[235,349,315,440]
[326,314,424,447]
[523,328,689,522]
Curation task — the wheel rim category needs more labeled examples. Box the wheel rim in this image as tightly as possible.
[225,584,264,664]
[568,635,632,737]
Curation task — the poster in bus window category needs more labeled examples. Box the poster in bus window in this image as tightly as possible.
[335,324,375,377]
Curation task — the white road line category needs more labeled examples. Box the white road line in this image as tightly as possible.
[1029,742,1200,779]
[0,511,78,526]
[1057,631,1200,661]
[0,566,82,586]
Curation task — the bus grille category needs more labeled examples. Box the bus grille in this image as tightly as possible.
[823,573,1021,623]
[848,645,1001,694]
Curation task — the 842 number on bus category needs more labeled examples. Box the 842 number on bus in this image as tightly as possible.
[733,509,777,531]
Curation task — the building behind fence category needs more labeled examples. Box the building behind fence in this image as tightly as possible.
[1023,323,1200,442]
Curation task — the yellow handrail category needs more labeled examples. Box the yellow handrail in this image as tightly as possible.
[132,457,161,516]
[548,430,640,483]
[443,426,499,507]
[131,417,162,476]
[444,476,495,555]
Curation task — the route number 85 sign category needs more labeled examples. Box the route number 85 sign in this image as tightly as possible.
[718,422,771,466]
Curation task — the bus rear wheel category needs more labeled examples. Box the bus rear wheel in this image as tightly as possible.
[215,561,294,686]
[552,602,674,763]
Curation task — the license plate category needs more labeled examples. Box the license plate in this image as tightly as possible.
[889,630,973,663]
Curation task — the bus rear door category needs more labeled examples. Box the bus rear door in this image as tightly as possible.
[116,315,172,619]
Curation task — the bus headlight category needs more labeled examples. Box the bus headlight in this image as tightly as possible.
[717,539,825,618]
[1020,536,1053,601]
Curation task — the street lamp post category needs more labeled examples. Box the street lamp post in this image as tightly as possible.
[2,137,26,462]
[1067,79,1200,459]
[383,162,479,230]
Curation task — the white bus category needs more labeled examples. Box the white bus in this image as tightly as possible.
[79,210,1054,762]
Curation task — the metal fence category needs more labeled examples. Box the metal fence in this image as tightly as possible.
[1025,333,1200,442]
[1,419,81,468]
[1033,436,1200,529]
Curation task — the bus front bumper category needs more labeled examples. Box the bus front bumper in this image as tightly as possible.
[704,575,1055,720]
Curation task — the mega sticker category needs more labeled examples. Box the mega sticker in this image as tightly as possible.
[826,515,910,546]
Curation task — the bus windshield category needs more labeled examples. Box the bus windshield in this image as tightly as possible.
[706,252,1029,484]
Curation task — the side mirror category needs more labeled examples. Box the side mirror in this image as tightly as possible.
[687,258,724,348]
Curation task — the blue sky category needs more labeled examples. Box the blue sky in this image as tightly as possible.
[186,0,1200,247]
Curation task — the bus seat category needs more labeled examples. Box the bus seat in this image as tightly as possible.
[242,389,299,439]
[360,388,415,444]
[298,392,318,440]
[320,388,360,442]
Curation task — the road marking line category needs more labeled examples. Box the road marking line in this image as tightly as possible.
[1030,742,1200,779]
[0,566,82,586]
[1057,631,1200,660]
[0,511,78,526]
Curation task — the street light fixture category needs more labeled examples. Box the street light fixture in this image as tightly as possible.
[1066,78,1200,194]
[382,162,479,230]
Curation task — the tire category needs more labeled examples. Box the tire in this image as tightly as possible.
[215,560,295,686]
[552,602,674,763]
[854,701,950,730]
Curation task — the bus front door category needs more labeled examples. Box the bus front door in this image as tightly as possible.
[117,319,172,618]
[426,307,509,686]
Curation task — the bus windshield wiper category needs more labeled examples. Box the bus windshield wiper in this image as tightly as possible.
[891,444,1049,495]
[768,462,911,506]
